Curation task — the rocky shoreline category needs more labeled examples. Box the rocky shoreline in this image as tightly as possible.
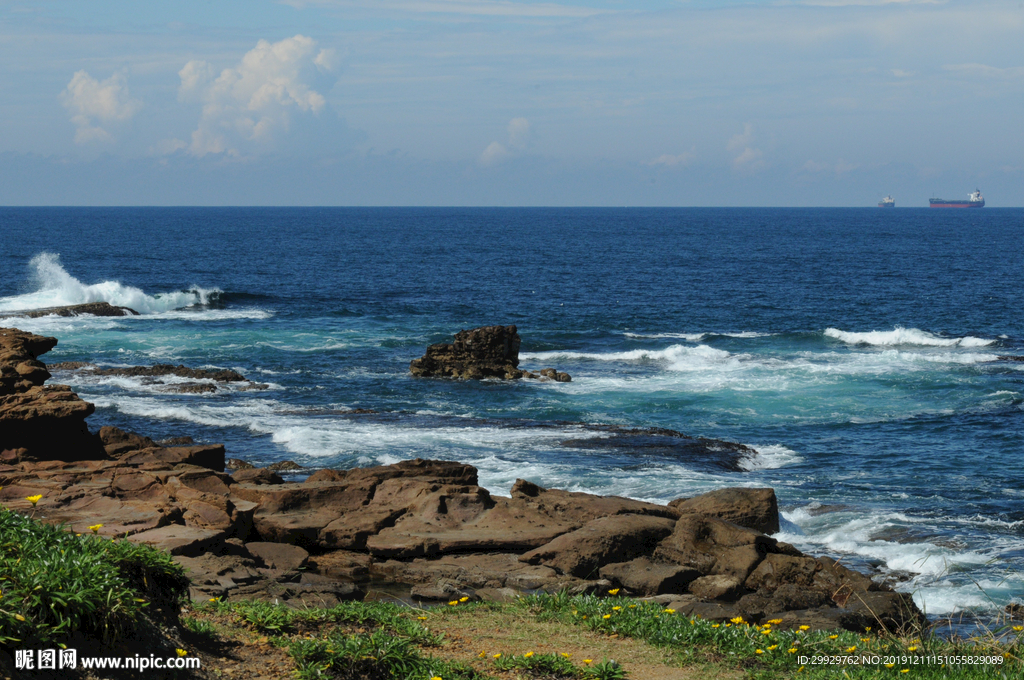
[0,323,928,635]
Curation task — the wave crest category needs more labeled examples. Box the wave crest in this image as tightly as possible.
[0,253,221,315]
[825,326,994,348]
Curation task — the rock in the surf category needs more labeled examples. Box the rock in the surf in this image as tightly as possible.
[409,325,571,381]
[410,324,525,379]
[0,327,104,461]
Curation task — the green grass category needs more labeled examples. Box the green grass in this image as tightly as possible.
[513,592,1024,679]
[0,507,189,648]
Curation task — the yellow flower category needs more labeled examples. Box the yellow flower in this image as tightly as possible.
[478,651,486,658]
[561,652,570,658]
[493,653,501,659]
[861,638,870,643]
[788,648,797,653]
[908,646,918,652]
[829,634,838,639]
[1013,626,1024,632]
[431,677,442,680]
[448,600,459,606]
[583,659,592,664]
[664,608,675,614]
[767,645,778,651]
[761,629,772,635]
[628,604,637,608]
[755,649,764,655]
[798,666,805,673]
[612,606,622,611]
[846,646,857,653]
[176,649,187,657]
[711,624,720,628]
[885,663,895,668]
[27,495,42,506]
[89,524,103,533]
[798,625,810,631]
[900,670,909,674]
[459,596,469,602]
[865,626,871,632]
[730,616,745,624]
[768,619,783,625]
[603,614,611,619]
[524,652,534,658]
[608,588,620,595]
[418,616,428,620]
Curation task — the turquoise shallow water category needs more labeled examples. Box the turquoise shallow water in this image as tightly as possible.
[1,207,1023,619]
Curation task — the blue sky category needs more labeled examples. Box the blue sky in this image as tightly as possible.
[1,0,1022,205]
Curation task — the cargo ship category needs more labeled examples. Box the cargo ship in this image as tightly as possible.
[879,195,895,208]
[929,189,984,208]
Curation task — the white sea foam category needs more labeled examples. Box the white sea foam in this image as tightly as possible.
[738,444,802,470]
[151,308,273,321]
[522,344,734,371]
[623,331,770,341]
[825,326,995,348]
[0,253,221,315]
[778,505,1022,614]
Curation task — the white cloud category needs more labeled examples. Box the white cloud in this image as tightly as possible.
[646,150,696,167]
[179,35,336,157]
[480,117,530,165]
[507,117,530,149]
[480,141,508,165]
[60,71,141,144]
[891,69,915,78]
[728,123,765,171]
[727,123,754,152]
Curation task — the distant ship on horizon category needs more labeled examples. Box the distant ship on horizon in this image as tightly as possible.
[929,189,984,208]
[878,195,895,208]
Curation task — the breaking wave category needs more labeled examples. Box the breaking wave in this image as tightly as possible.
[0,253,221,315]
[825,326,995,348]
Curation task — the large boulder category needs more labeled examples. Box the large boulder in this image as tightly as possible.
[519,514,677,578]
[669,487,780,535]
[0,328,105,461]
[410,325,524,379]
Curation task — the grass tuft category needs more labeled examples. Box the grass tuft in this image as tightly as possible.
[0,507,188,648]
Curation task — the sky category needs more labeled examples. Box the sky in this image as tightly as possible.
[1,0,1022,206]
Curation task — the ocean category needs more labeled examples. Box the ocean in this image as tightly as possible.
[2,207,1022,621]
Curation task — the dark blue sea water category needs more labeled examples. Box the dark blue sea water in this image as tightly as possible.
[2,207,1023,619]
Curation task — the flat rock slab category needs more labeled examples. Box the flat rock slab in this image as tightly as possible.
[245,542,309,571]
[129,525,227,556]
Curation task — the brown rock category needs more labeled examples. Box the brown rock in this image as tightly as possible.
[669,487,780,535]
[90,363,246,382]
[599,557,700,595]
[99,426,156,456]
[654,514,776,575]
[744,553,821,592]
[15,302,138,318]
[410,325,523,379]
[370,553,566,592]
[244,542,310,571]
[519,514,677,578]
[128,525,228,556]
[232,468,284,485]
[119,444,226,472]
[688,574,744,601]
